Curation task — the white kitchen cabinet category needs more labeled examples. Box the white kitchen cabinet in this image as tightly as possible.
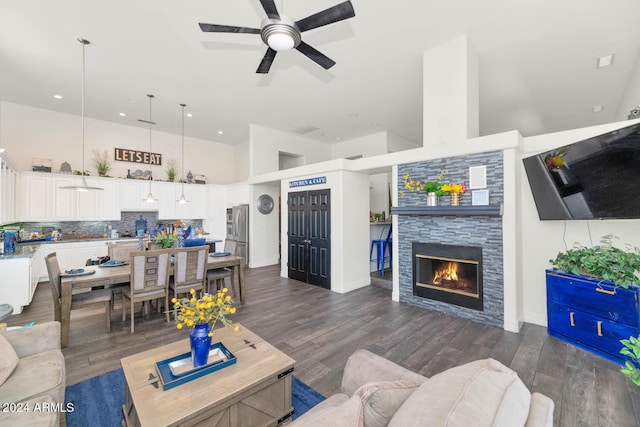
[0,154,18,225]
[120,179,159,211]
[188,184,207,219]
[100,179,120,220]
[0,256,38,314]
[20,173,51,221]
[158,182,178,219]
[51,176,75,220]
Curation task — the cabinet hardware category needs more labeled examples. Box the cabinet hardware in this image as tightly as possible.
[595,287,616,296]
[569,312,575,327]
[597,321,603,337]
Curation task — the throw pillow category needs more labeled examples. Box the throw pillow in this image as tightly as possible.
[389,358,531,427]
[0,333,19,386]
[355,380,420,427]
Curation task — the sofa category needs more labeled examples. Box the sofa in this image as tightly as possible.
[291,349,554,427]
[0,322,66,426]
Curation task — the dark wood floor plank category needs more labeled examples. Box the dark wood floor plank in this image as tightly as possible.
[5,263,639,426]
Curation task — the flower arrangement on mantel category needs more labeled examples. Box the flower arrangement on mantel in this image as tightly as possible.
[401,170,448,197]
[172,288,239,333]
[401,170,468,196]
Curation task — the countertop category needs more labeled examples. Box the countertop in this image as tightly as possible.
[0,237,139,260]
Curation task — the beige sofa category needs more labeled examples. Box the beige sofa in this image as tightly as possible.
[0,322,66,426]
[292,349,554,427]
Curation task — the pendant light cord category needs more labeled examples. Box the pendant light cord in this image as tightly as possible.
[78,38,89,177]
[181,103,186,195]
[147,94,154,190]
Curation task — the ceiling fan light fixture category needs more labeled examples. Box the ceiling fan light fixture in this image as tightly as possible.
[261,18,301,51]
[268,32,295,51]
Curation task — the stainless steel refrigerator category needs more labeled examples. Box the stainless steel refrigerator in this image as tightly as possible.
[227,204,249,265]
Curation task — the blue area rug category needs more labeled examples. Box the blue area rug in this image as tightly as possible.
[66,368,325,426]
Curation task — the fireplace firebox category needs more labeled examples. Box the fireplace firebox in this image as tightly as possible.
[412,242,483,311]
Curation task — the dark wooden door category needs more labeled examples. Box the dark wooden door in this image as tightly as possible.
[287,189,331,289]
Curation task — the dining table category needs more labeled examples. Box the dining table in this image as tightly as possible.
[59,254,245,347]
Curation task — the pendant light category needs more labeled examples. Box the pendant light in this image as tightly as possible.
[177,103,189,204]
[142,94,157,203]
[60,38,103,191]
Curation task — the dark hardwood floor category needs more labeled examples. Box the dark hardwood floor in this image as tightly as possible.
[6,264,640,427]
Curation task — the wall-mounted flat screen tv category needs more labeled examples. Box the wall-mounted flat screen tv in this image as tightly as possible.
[523,122,640,220]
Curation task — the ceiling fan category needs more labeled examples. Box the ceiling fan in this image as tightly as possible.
[199,0,355,74]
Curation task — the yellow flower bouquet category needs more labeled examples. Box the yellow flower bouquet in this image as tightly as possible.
[154,230,177,249]
[171,288,238,334]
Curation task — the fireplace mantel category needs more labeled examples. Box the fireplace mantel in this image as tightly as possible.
[391,205,503,217]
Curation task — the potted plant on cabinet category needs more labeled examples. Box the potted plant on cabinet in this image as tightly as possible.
[166,159,177,182]
[92,149,111,177]
[546,235,640,365]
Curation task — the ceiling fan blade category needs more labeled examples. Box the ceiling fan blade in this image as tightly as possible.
[259,0,280,20]
[256,48,277,74]
[295,1,355,33]
[199,23,260,34]
[296,42,336,70]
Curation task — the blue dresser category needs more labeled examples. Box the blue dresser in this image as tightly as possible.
[546,269,640,365]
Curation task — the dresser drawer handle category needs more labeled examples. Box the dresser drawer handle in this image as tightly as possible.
[569,312,575,327]
[597,321,603,337]
[595,287,616,296]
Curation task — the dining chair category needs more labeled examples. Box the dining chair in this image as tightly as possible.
[45,252,113,347]
[170,245,208,300]
[121,248,173,333]
[206,239,238,296]
[105,241,140,307]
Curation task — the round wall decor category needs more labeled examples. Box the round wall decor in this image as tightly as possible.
[257,194,274,214]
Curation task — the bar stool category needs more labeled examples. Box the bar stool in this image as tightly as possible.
[370,224,392,276]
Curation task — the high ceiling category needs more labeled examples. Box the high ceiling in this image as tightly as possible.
[1,1,639,146]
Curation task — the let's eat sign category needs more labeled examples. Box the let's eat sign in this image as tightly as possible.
[114,148,162,165]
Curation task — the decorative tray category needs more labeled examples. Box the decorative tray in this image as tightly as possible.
[155,342,236,391]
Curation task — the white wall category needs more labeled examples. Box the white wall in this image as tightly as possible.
[331,132,387,159]
[616,55,640,121]
[249,183,280,268]
[387,132,421,152]
[249,124,332,177]
[519,119,640,326]
[280,170,370,293]
[0,101,238,184]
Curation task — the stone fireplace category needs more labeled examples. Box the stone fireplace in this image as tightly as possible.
[413,242,483,311]
[395,150,505,328]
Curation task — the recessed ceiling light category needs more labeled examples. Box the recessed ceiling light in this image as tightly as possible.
[371,123,378,127]
[217,130,223,135]
[128,100,137,104]
[119,112,127,117]
[597,54,614,68]
[592,105,604,113]
[349,113,358,118]
[336,137,341,141]
[53,94,63,99]
[186,113,193,117]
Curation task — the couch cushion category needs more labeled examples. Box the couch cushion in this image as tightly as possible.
[290,394,364,427]
[0,333,19,386]
[0,349,66,404]
[389,358,531,427]
[355,380,420,427]
[0,395,59,427]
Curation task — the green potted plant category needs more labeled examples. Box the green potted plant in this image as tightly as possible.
[620,336,640,386]
[92,149,111,177]
[549,235,640,289]
[166,159,177,182]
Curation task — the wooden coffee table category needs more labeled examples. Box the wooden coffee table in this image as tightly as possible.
[121,324,295,426]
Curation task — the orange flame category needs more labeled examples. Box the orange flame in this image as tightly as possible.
[433,262,459,284]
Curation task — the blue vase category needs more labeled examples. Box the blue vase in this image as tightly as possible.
[190,323,212,368]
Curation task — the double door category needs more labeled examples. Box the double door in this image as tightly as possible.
[288,189,331,289]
